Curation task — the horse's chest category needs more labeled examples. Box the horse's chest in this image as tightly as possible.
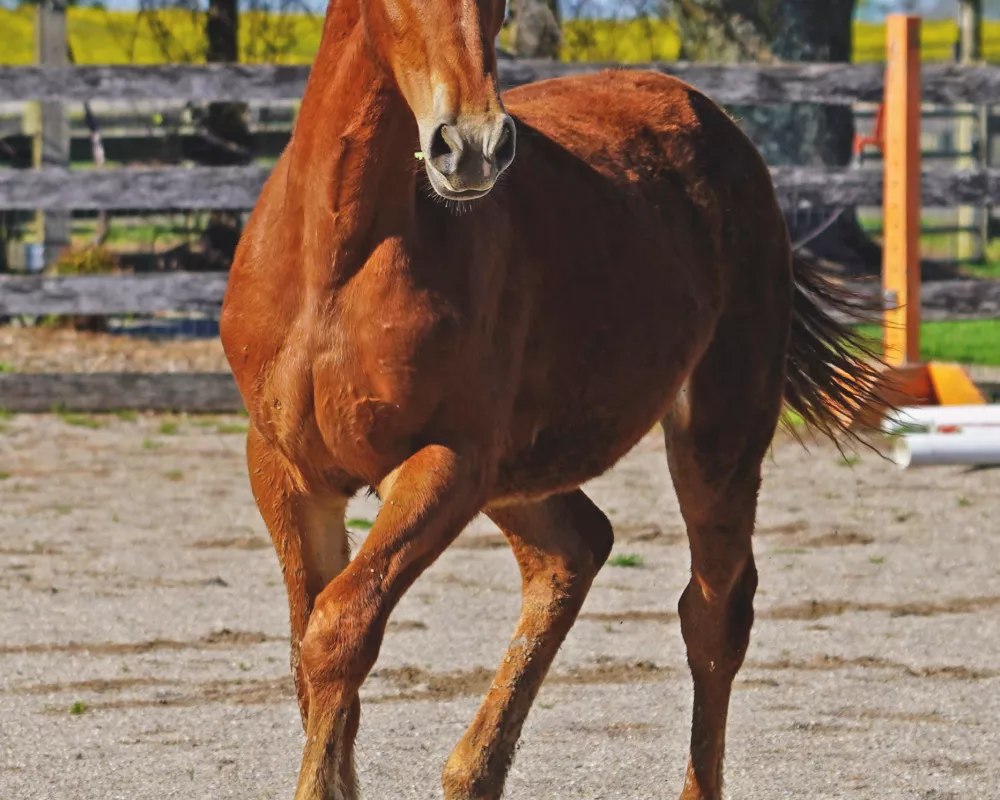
[247,238,495,484]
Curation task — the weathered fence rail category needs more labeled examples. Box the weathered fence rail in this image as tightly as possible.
[3,61,1000,105]
[0,165,269,211]
[0,372,242,413]
[2,165,1000,211]
[0,271,229,315]
[2,272,997,322]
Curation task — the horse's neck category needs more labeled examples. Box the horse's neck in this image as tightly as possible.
[286,13,416,286]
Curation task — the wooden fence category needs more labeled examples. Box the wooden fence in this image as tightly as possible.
[5,60,1000,105]
[2,60,1000,412]
[3,61,1000,212]
[3,163,1000,212]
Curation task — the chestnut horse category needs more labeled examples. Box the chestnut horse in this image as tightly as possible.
[220,0,878,797]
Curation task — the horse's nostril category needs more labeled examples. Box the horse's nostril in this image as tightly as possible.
[493,118,516,171]
[429,124,459,164]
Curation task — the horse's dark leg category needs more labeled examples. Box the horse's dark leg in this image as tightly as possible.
[664,305,787,800]
[441,490,613,800]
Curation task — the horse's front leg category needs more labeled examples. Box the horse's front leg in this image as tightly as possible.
[293,444,489,800]
[442,490,614,800]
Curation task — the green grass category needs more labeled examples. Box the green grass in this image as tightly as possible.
[164,470,184,481]
[115,410,139,422]
[159,421,180,436]
[58,412,103,429]
[858,213,1000,279]
[216,423,248,435]
[0,472,11,480]
[608,553,645,568]
[964,238,1000,280]
[142,438,164,451]
[69,701,87,715]
[347,518,374,530]
[855,320,1000,366]
[69,218,212,252]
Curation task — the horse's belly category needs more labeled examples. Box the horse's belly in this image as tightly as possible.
[493,367,684,502]
[493,420,660,502]
[491,266,716,501]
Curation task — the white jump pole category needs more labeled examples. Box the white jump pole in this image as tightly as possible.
[892,432,1000,468]
[883,405,1000,434]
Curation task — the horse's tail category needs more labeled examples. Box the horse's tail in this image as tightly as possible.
[782,253,885,439]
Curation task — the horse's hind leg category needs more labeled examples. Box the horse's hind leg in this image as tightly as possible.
[665,314,787,800]
[441,490,614,800]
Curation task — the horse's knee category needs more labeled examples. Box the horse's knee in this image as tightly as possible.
[299,590,381,700]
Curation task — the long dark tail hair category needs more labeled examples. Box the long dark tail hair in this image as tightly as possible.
[783,253,887,439]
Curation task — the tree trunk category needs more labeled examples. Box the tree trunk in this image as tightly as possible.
[189,0,250,271]
[511,0,561,59]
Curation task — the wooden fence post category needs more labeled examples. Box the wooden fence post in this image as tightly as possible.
[33,0,71,269]
[883,14,922,368]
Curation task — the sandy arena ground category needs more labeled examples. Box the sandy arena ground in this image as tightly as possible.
[1,413,999,800]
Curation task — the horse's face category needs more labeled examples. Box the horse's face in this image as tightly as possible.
[364,0,515,201]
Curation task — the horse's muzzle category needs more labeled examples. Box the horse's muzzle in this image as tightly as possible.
[423,113,515,200]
